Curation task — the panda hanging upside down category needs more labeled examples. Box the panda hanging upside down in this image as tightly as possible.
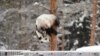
[36,14,59,43]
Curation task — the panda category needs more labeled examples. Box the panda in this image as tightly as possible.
[36,14,59,43]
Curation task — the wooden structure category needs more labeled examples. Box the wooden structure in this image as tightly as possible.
[50,0,57,14]
[0,50,100,56]
[90,0,97,46]
[50,0,57,51]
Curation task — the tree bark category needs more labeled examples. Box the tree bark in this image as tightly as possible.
[50,0,57,51]
[90,0,97,46]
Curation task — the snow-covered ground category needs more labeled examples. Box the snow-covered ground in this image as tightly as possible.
[76,45,100,52]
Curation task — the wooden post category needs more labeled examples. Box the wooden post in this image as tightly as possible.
[50,0,57,14]
[50,0,57,51]
[5,52,7,56]
[90,0,97,46]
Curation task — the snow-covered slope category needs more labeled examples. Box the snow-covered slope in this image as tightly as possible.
[76,45,100,52]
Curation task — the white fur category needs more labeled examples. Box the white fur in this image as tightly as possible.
[36,14,56,29]
[35,14,57,43]
[36,30,49,42]
[36,30,43,38]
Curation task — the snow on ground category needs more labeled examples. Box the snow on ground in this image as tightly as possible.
[76,45,100,52]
